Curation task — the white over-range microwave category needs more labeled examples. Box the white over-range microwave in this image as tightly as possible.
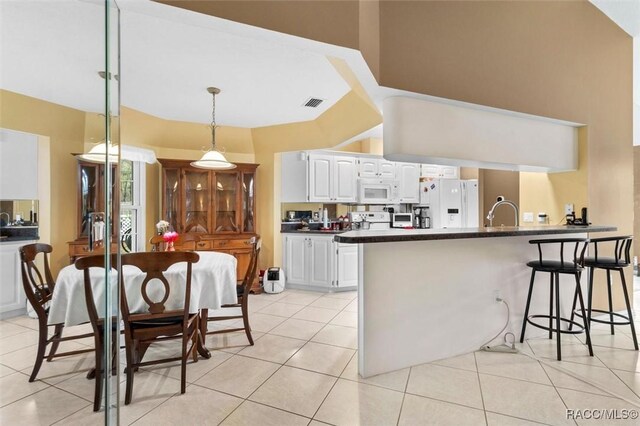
[357,178,400,204]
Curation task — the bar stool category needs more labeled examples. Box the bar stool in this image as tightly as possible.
[519,238,593,361]
[569,236,638,350]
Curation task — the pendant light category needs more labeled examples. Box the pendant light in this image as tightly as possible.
[191,87,236,170]
[77,140,119,163]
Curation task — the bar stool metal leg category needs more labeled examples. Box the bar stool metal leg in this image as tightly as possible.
[606,270,615,335]
[520,270,536,343]
[619,269,639,350]
[575,271,593,356]
[549,273,556,339]
[587,266,594,329]
[568,286,578,331]
[554,272,562,360]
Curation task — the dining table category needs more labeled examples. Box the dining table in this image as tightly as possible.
[49,250,238,359]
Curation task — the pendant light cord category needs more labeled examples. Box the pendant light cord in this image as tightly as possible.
[211,89,217,151]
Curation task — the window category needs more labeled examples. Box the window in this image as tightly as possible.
[120,160,145,252]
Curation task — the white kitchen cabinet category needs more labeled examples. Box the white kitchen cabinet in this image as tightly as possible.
[396,162,420,203]
[282,234,357,291]
[421,164,459,179]
[308,154,333,202]
[308,237,333,288]
[308,153,357,203]
[0,241,32,317]
[358,157,396,179]
[0,129,38,200]
[284,235,307,286]
[336,243,358,288]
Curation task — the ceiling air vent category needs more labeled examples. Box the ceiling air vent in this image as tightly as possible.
[303,97,324,108]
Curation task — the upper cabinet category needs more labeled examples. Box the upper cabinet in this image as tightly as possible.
[308,153,357,203]
[396,162,420,203]
[358,157,396,180]
[421,164,459,179]
[281,150,460,204]
[0,129,38,200]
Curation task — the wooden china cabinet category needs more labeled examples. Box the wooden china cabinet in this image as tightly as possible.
[68,159,119,262]
[158,159,259,291]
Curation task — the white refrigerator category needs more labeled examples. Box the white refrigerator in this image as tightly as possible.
[418,179,479,228]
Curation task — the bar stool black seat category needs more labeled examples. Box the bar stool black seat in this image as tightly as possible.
[519,238,593,361]
[569,236,637,350]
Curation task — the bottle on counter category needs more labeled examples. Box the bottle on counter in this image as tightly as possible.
[323,208,329,228]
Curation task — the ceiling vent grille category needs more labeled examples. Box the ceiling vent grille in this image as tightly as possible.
[303,97,324,108]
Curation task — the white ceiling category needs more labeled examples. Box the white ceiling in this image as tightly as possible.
[0,0,350,128]
[591,0,640,37]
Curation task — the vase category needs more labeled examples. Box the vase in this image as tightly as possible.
[166,241,175,252]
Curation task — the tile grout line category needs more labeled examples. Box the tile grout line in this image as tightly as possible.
[394,363,413,426]
[529,340,579,426]
[472,352,490,426]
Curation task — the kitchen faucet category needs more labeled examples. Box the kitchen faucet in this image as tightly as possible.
[0,212,10,226]
[486,198,519,227]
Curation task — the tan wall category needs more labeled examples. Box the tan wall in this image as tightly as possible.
[0,90,85,275]
[157,0,360,50]
[520,128,588,227]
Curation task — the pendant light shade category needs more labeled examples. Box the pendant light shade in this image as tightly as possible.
[191,87,236,170]
[77,142,119,163]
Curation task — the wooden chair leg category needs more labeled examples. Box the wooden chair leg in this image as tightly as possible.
[181,335,188,394]
[93,336,103,412]
[241,303,254,346]
[47,324,64,362]
[124,339,135,405]
[29,323,49,382]
[199,309,208,347]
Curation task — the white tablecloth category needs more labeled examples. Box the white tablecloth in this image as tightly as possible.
[48,251,237,326]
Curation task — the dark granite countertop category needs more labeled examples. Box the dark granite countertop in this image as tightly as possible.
[0,236,40,244]
[334,225,616,244]
[281,229,348,235]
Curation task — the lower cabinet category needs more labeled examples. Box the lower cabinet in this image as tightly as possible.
[283,234,358,291]
[0,241,34,317]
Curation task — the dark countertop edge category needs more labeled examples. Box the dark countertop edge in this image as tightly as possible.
[0,236,40,244]
[281,230,347,235]
[334,226,616,244]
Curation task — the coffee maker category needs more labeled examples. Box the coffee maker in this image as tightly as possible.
[413,207,431,229]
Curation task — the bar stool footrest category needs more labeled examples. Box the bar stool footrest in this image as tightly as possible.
[572,309,632,326]
[527,315,585,334]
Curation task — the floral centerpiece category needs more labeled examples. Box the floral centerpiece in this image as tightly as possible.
[162,231,179,252]
[156,220,170,235]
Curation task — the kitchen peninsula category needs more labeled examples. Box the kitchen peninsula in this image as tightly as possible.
[335,225,615,377]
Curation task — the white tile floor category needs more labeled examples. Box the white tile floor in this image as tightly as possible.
[2,278,640,425]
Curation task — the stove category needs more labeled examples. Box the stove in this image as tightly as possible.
[348,211,391,230]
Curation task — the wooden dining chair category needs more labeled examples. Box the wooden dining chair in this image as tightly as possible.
[74,253,121,412]
[149,233,201,252]
[119,251,200,404]
[19,243,94,383]
[203,236,261,345]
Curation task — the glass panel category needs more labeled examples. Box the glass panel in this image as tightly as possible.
[164,169,180,232]
[120,208,135,253]
[120,160,133,205]
[364,187,388,199]
[185,170,210,233]
[216,173,239,232]
[80,164,99,237]
[242,173,255,233]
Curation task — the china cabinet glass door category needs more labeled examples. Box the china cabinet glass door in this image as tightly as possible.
[184,170,210,233]
[215,172,239,232]
[79,163,99,237]
[242,172,255,233]
[164,168,181,232]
